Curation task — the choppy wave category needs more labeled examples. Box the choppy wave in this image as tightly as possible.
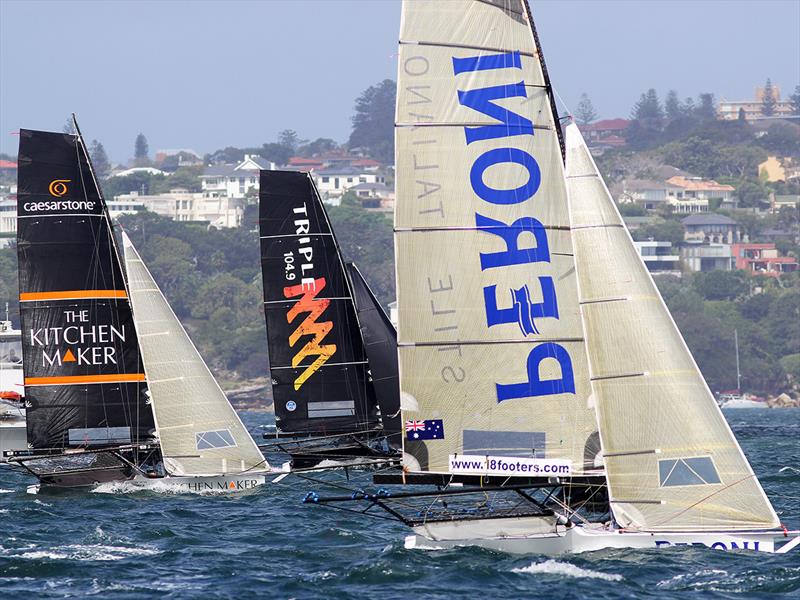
[17,544,161,562]
[512,560,623,581]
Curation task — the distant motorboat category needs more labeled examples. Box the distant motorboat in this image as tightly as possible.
[0,310,26,462]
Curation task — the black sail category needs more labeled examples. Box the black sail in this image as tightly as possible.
[345,263,402,448]
[259,170,380,437]
[16,128,155,449]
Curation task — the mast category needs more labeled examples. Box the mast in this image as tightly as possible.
[735,328,741,393]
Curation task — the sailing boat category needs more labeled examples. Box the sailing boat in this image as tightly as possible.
[306,0,799,555]
[9,118,268,492]
[258,170,400,469]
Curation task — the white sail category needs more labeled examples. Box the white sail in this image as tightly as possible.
[395,0,597,475]
[122,233,266,476]
[565,123,778,531]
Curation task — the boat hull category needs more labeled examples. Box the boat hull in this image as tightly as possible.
[407,517,796,554]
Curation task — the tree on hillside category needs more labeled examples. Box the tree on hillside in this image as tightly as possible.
[761,78,777,117]
[574,92,597,125]
[664,89,682,121]
[348,79,396,163]
[134,133,150,166]
[696,93,716,121]
[298,138,339,157]
[790,85,800,116]
[278,129,302,154]
[89,140,111,178]
[62,117,74,135]
[631,88,664,128]
[260,142,293,166]
[682,96,696,116]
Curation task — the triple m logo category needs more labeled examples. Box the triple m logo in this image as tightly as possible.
[283,277,336,390]
[48,179,70,197]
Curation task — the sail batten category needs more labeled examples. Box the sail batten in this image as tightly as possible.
[565,122,778,531]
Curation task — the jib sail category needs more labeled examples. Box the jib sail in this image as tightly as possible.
[259,170,380,437]
[16,127,155,449]
[346,262,402,448]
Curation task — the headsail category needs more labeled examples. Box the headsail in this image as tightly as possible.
[122,233,266,476]
[565,123,778,531]
[258,171,381,438]
[16,128,155,449]
[346,263,402,448]
[395,0,597,475]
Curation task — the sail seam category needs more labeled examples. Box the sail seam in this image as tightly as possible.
[16,213,104,219]
[396,122,553,130]
[263,296,353,305]
[269,360,369,370]
[259,233,333,240]
[399,338,584,347]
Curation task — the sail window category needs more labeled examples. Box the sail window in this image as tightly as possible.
[196,429,236,450]
[69,427,132,447]
[463,430,546,458]
[659,456,721,487]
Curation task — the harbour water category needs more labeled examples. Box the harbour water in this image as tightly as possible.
[0,409,798,598]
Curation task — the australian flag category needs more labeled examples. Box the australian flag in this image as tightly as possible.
[405,419,444,441]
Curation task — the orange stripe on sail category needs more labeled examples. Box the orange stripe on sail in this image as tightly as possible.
[19,290,128,302]
[25,373,146,386]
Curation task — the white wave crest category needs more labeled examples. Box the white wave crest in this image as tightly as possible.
[19,544,160,562]
[0,488,14,494]
[779,466,800,474]
[513,560,623,581]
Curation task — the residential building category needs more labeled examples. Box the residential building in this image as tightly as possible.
[199,154,275,199]
[771,193,800,213]
[731,243,799,277]
[0,199,16,234]
[106,198,145,220]
[681,214,743,244]
[633,241,681,273]
[618,179,681,210]
[349,182,395,211]
[759,156,800,182]
[312,168,385,202]
[622,216,656,232]
[682,243,734,272]
[665,176,735,213]
[154,149,203,170]
[0,160,17,172]
[717,86,794,121]
[580,119,630,145]
[114,190,243,228]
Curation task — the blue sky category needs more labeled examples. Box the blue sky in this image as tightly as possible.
[1,0,798,162]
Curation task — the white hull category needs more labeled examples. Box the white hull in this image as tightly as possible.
[720,399,769,409]
[27,472,267,495]
[406,516,799,555]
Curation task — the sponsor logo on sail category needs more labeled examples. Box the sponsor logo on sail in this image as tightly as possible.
[284,277,335,390]
[28,308,126,368]
[48,179,70,197]
[282,202,337,391]
[453,50,575,402]
[448,454,571,477]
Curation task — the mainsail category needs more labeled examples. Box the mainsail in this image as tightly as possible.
[346,263,402,448]
[564,123,779,531]
[395,0,597,475]
[259,171,381,438]
[122,234,265,476]
[16,128,155,449]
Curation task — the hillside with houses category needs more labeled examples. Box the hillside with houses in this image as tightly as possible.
[0,79,798,404]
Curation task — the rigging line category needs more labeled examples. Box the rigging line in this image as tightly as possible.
[653,472,761,528]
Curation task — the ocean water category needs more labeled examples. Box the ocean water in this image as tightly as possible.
[0,409,798,599]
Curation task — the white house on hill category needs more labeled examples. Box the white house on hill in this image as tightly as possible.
[199,154,276,199]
